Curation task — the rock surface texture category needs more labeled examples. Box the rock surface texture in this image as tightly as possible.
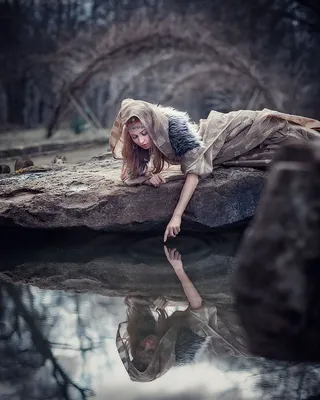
[0,153,266,231]
[233,141,320,362]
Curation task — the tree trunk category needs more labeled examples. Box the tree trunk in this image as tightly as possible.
[5,76,27,126]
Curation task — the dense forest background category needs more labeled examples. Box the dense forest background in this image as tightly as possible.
[0,0,320,136]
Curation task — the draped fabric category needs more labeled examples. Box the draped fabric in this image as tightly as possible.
[116,296,248,382]
[110,99,320,181]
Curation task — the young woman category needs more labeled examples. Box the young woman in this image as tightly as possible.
[110,98,320,241]
[116,246,248,382]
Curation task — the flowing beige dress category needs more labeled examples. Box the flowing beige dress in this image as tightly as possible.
[110,99,320,182]
[116,296,247,382]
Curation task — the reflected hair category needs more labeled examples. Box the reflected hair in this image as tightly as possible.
[125,299,170,368]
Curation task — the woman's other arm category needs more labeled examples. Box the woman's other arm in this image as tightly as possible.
[144,173,166,187]
[164,173,199,242]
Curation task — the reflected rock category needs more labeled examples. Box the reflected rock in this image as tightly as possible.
[1,229,243,301]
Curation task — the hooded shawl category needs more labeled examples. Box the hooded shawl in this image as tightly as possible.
[116,296,248,382]
[110,99,320,183]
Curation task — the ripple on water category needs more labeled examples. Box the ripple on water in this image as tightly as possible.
[126,235,214,265]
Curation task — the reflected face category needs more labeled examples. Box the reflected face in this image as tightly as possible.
[133,334,159,370]
[127,120,151,150]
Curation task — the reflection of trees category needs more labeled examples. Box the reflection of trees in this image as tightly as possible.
[2,278,320,399]
[0,283,94,400]
[257,361,320,399]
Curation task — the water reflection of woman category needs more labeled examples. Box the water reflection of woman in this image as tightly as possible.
[116,246,248,382]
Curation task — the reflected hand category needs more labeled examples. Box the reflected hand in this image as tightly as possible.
[164,215,181,242]
[147,174,166,187]
[164,246,184,271]
[164,246,202,310]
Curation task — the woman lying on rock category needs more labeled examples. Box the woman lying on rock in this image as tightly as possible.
[116,246,247,382]
[110,98,320,241]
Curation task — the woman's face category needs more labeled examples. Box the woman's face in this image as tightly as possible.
[134,334,159,369]
[127,120,152,150]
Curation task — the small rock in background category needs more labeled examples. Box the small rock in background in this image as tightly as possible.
[233,141,320,362]
[0,164,10,174]
[52,155,67,165]
[14,158,34,171]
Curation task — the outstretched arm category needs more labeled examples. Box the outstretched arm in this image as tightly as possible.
[164,173,199,242]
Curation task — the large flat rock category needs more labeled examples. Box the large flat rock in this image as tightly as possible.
[0,153,266,231]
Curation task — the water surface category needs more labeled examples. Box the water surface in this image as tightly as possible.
[1,228,320,400]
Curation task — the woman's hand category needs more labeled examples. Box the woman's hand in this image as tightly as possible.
[146,173,166,187]
[163,173,199,242]
[164,246,183,271]
[164,215,181,242]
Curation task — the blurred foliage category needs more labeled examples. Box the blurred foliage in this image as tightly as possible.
[0,0,319,133]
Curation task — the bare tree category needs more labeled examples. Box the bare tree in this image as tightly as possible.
[0,0,319,133]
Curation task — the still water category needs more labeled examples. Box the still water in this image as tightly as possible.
[1,227,320,400]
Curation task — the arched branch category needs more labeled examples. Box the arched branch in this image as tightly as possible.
[159,64,240,104]
[46,13,287,136]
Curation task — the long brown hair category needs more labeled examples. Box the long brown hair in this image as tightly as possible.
[121,117,167,181]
